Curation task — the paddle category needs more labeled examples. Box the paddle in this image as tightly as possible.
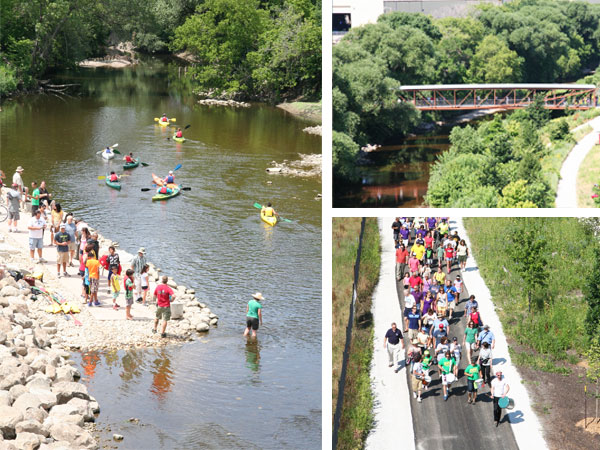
[96,143,118,155]
[33,286,82,326]
[154,117,177,122]
[141,186,191,192]
[252,202,293,223]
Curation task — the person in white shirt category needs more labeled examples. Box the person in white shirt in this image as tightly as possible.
[12,166,26,210]
[403,292,416,332]
[490,370,510,426]
[6,183,21,232]
[28,209,46,262]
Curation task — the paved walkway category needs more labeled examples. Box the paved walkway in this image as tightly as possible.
[556,114,600,208]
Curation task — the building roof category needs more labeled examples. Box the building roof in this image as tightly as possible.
[398,84,597,90]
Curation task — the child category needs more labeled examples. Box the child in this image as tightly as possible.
[445,244,455,273]
[140,264,149,306]
[454,275,463,295]
[85,252,100,306]
[110,266,121,310]
[79,251,89,302]
[124,269,135,320]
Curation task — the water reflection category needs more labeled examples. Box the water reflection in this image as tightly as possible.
[245,339,261,373]
[150,349,174,402]
[81,351,101,379]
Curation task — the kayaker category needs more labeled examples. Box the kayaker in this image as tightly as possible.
[261,202,279,218]
[123,153,135,163]
[175,128,183,138]
[161,113,169,123]
[104,146,112,155]
[163,171,175,185]
[157,186,173,195]
[109,171,120,182]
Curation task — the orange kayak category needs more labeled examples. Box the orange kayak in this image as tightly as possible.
[152,173,177,189]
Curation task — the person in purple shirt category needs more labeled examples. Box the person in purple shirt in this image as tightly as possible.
[426,217,437,230]
[421,291,435,316]
[399,225,410,247]
[416,225,427,240]
[413,288,425,310]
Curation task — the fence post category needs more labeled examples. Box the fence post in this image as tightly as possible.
[332,218,367,449]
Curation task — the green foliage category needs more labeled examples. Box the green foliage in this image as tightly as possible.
[510,349,571,375]
[466,35,523,83]
[333,131,360,183]
[464,217,596,361]
[0,63,18,96]
[547,118,572,142]
[584,247,600,338]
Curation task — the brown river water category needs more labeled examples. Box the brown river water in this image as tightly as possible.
[0,59,321,448]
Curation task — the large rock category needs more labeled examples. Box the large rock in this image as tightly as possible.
[13,313,32,329]
[0,370,26,391]
[8,385,28,401]
[38,443,78,450]
[43,414,84,430]
[195,322,210,332]
[25,407,48,425]
[0,405,24,439]
[55,366,79,383]
[15,419,47,437]
[51,382,90,405]
[0,286,20,297]
[0,391,11,407]
[0,317,11,333]
[0,332,6,345]
[7,297,28,315]
[33,328,50,349]
[66,398,95,422]
[48,423,95,449]
[28,389,57,410]
[14,431,44,450]
[12,393,43,412]
[26,375,51,391]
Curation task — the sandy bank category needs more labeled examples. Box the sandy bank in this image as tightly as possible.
[78,59,132,68]
[0,211,218,353]
[277,102,322,123]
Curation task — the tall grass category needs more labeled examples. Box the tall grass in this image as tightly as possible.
[577,144,600,208]
[464,218,594,367]
[334,218,381,450]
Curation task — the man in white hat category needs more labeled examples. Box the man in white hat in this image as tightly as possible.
[12,166,26,210]
[163,170,175,185]
[244,293,264,338]
[130,247,147,302]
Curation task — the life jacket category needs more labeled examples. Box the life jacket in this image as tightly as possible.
[125,156,133,163]
[263,206,274,217]
[109,174,118,182]
[165,175,174,184]
[161,116,168,122]
[159,186,168,194]
[176,131,183,138]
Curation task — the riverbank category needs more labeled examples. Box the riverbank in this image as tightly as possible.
[0,212,218,352]
[277,101,322,123]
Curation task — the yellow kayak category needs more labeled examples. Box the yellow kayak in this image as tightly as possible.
[261,209,277,226]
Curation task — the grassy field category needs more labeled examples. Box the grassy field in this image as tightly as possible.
[464,217,595,371]
[332,218,381,450]
[577,144,600,208]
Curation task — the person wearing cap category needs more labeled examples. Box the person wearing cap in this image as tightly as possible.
[163,171,175,185]
[408,253,420,278]
[153,275,175,337]
[6,183,22,232]
[431,315,449,349]
[490,370,510,426]
[421,349,433,384]
[244,292,264,338]
[407,305,422,342]
[131,247,148,302]
[54,223,71,278]
[465,357,482,404]
[438,350,455,401]
[478,325,495,350]
[12,166,26,210]
[437,218,449,239]
[28,209,46,263]
[383,322,404,370]
[411,354,425,403]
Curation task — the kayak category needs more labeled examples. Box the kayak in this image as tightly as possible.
[105,174,121,191]
[172,135,186,142]
[152,173,177,189]
[101,150,115,160]
[261,209,277,226]
[123,159,139,170]
[157,119,171,127]
[152,185,180,201]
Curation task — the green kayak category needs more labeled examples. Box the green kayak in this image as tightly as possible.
[105,174,121,191]
[152,185,180,201]
[123,159,139,170]
[173,135,186,142]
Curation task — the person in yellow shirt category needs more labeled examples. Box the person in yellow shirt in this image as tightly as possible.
[261,202,278,218]
[411,240,426,261]
[437,219,449,238]
[434,265,446,285]
[110,266,121,311]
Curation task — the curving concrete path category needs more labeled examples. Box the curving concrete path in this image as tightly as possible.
[555,114,600,208]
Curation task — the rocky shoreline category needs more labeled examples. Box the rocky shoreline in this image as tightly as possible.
[265,153,322,177]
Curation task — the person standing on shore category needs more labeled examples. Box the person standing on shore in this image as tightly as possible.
[244,292,264,338]
[124,269,135,319]
[54,223,71,278]
[384,322,405,371]
[106,246,120,293]
[88,232,100,259]
[38,181,51,207]
[153,275,174,336]
[12,166,26,210]
[29,181,40,216]
[85,252,100,306]
[110,266,121,310]
[6,183,21,232]
[27,209,46,263]
[131,247,147,303]
[490,370,510,426]
[64,214,77,266]
[50,202,63,246]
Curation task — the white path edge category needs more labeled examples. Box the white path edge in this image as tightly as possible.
[366,218,415,450]
[556,114,600,208]
[454,218,548,450]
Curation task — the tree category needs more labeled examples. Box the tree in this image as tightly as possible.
[506,218,549,314]
[584,247,600,338]
[333,131,360,183]
[466,35,523,83]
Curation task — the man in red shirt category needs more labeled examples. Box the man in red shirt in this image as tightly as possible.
[408,272,423,292]
[395,244,408,281]
[153,275,175,338]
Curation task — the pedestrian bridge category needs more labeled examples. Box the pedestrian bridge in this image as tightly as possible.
[398,84,598,110]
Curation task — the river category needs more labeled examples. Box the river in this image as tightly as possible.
[0,59,322,449]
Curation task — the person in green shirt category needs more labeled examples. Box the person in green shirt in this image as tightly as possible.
[29,181,40,216]
[438,350,455,401]
[465,358,482,404]
[421,350,433,390]
[244,292,264,338]
[463,320,479,367]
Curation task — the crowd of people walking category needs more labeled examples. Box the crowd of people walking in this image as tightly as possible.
[386,217,511,427]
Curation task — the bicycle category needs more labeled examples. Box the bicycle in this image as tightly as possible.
[0,204,7,223]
